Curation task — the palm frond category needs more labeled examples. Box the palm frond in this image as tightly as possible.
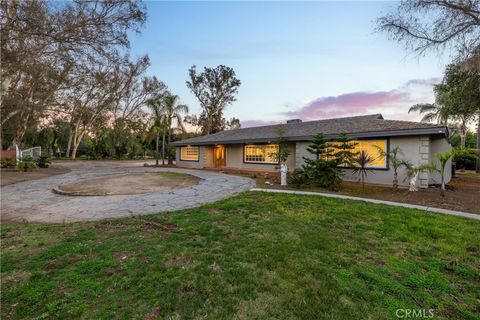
[408,103,436,114]
[420,112,439,123]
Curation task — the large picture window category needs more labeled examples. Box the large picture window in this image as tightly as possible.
[244,144,279,164]
[353,140,387,168]
[180,146,199,161]
[326,139,387,169]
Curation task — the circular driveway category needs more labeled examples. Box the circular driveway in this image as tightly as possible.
[0,161,255,223]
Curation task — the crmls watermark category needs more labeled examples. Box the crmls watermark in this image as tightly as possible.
[395,309,435,318]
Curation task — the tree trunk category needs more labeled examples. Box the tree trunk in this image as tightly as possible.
[393,171,398,190]
[70,122,85,160]
[8,112,30,150]
[168,127,173,165]
[71,143,79,160]
[476,114,480,173]
[460,120,467,149]
[51,131,58,157]
[162,131,166,166]
[65,128,73,158]
[155,133,159,166]
[460,133,466,149]
[440,179,446,197]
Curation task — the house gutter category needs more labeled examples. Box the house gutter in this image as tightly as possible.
[172,127,448,147]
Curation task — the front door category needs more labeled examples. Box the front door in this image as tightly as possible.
[213,146,226,168]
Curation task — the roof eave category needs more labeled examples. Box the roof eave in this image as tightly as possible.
[172,127,447,146]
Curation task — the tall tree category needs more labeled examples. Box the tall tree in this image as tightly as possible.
[376,0,480,62]
[0,0,146,149]
[408,103,450,125]
[161,93,189,164]
[186,65,241,135]
[376,1,480,171]
[435,64,480,150]
[147,98,166,166]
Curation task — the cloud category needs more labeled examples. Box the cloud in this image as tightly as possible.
[284,90,411,119]
[403,77,441,88]
[282,78,438,121]
[241,119,281,128]
[239,77,439,128]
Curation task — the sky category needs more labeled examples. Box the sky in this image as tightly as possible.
[129,1,451,128]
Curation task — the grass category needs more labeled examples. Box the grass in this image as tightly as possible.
[1,192,479,319]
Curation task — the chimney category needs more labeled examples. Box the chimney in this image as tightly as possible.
[286,119,302,124]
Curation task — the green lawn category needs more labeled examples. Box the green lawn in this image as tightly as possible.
[1,192,479,319]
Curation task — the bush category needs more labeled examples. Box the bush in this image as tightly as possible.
[17,156,36,172]
[289,169,309,187]
[1,157,16,168]
[308,161,343,191]
[289,162,342,191]
[35,155,51,168]
[453,148,478,170]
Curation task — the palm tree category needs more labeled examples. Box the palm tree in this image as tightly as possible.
[408,103,450,125]
[352,150,374,191]
[376,146,412,190]
[417,150,454,197]
[161,93,189,164]
[146,98,166,166]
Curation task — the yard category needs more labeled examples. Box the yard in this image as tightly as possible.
[1,192,479,319]
[0,166,70,187]
[250,171,480,214]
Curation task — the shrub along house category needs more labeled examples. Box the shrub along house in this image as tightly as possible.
[172,114,451,188]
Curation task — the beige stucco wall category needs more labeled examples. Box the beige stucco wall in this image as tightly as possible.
[295,136,451,188]
[175,135,451,188]
[175,146,207,169]
[225,143,296,171]
[429,136,452,185]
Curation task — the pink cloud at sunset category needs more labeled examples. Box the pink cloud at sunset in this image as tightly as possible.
[283,90,412,120]
[281,78,441,122]
[241,119,282,128]
[238,77,440,128]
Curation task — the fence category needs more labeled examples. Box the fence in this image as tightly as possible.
[15,145,42,163]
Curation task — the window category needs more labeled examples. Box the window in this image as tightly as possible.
[180,146,199,161]
[353,140,387,168]
[326,140,387,169]
[244,144,279,164]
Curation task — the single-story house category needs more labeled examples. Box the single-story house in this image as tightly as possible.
[172,114,451,188]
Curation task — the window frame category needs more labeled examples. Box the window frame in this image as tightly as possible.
[325,138,390,170]
[348,138,389,170]
[179,146,200,162]
[243,144,280,165]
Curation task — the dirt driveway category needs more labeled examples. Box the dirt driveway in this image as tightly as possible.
[0,161,255,223]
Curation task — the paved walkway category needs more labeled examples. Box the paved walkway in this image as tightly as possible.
[251,188,480,221]
[1,161,255,223]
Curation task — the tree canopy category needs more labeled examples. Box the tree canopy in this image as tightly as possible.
[186,65,241,135]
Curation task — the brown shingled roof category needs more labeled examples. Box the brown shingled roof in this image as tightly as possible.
[173,114,447,146]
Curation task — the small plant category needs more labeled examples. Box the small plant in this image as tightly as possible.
[17,156,36,172]
[0,157,17,168]
[289,168,309,187]
[352,150,374,191]
[295,133,343,191]
[35,155,51,168]
[376,145,412,190]
[269,126,291,186]
[270,125,290,165]
[413,150,454,197]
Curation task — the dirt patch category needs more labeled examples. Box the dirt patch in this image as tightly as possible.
[142,306,162,320]
[56,172,199,196]
[0,166,70,186]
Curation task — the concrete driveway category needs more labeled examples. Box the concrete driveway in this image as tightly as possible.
[0,161,255,223]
